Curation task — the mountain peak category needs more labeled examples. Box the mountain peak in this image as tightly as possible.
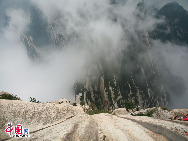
[168,1,179,5]
[151,1,188,45]
[158,1,188,18]
[160,1,186,13]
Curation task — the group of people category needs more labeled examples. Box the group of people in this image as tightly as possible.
[174,114,188,121]
[29,97,40,103]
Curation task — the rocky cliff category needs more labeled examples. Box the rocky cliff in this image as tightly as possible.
[74,2,188,110]
[74,32,168,110]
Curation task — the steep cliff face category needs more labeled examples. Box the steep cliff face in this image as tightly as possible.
[74,32,169,110]
[74,2,188,110]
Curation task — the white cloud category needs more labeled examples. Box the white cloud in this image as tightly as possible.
[152,40,188,108]
[4,9,29,41]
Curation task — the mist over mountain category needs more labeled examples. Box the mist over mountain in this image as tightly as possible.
[0,0,187,109]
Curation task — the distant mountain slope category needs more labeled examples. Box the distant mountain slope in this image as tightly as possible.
[75,2,188,110]
[74,32,169,110]
[151,2,188,45]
